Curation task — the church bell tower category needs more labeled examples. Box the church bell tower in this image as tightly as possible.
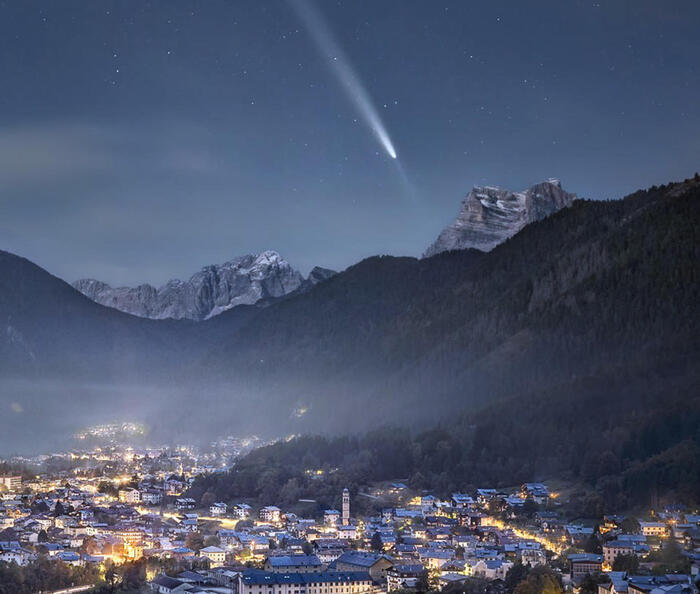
[342,487,350,526]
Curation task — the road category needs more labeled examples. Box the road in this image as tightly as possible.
[40,585,96,594]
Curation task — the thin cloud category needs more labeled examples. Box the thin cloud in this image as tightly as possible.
[0,120,222,190]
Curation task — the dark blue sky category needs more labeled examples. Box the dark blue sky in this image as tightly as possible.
[1,0,698,284]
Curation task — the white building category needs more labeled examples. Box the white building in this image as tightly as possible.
[260,506,281,523]
[233,503,252,519]
[210,502,227,516]
[325,509,341,526]
[140,490,162,505]
[473,559,513,580]
[603,540,635,566]
[338,525,358,540]
[118,488,140,504]
[175,497,196,510]
[0,547,32,566]
[0,476,22,492]
[639,522,667,537]
[200,545,226,567]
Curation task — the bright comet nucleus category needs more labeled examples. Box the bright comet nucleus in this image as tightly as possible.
[291,0,399,160]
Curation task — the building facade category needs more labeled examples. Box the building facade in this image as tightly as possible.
[0,476,22,492]
[239,570,375,594]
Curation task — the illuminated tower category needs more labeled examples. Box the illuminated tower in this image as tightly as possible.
[342,488,350,526]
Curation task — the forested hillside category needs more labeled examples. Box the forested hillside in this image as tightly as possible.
[192,370,699,513]
[202,176,700,431]
[191,177,700,509]
[1,176,698,453]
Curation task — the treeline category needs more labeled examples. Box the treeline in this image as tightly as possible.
[0,557,187,594]
[0,558,100,594]
[201,176,700,437]
[190,370,699,514]
[190,177,700,513]
[0,461,35,482]
[463,369,700,511]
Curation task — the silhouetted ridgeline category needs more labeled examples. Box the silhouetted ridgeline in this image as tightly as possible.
[203,175,700,428]
[190,176,700,510]
[190,367,699,512]
[0,176,698,460]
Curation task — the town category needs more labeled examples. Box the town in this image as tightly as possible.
[0,438,698,594]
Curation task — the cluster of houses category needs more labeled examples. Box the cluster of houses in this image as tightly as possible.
[142,487,564,591]
[2,463,700,594]
[146,492,700,594]
[598,573,696,594]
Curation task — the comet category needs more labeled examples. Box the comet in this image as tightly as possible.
[290,0,398,160]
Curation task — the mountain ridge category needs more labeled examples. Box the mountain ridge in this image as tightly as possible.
[201,176,699,431]
[0,175,697,455]
[190,176,700,510]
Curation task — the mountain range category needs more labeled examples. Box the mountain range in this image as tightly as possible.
[0,176,698,473]
[71,179,571,321]
[73,251,335,321]
[73,179,576,321]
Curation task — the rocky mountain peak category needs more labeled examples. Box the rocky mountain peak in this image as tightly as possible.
[424,179,576,257]
[73,251,334,321]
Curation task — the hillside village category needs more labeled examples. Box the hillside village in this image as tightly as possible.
[1,441,698,593]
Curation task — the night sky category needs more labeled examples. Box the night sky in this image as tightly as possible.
[1,1,699,285]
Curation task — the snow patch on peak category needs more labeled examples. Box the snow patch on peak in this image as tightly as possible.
[256,249,283,262]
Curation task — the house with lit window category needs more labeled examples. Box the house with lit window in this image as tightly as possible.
[200,545,226,567]
[639,522,667,537]
[603,540,635,566]
[233,503,252,519]
[569,553,603,580]
[118,488,140,504]
[140,490,162,506]
[259,506,281,523]
[451,494,475,509]
[175,498,196,510]
[520,483,550,503]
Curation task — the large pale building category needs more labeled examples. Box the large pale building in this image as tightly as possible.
[0,476,22,492]
[602,541,634,566]
[118,488,140,504]
[639,522,667,537]
[201,546,226,567]
[239,569,374,594]
[260,506,281,523]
